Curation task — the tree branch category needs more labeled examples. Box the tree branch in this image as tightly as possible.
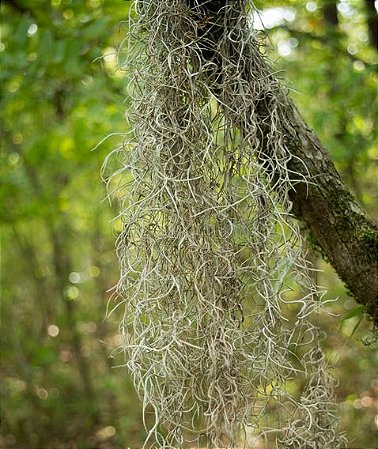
[364,0,378,52]
[253,89,378,324]
[187,0,378,324]
[323,0,338,26]
[284,102,378,324]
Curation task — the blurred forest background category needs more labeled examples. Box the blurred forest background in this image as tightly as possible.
[1,0,377,448]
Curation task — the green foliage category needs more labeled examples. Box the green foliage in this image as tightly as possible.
[1,0,377,448]
[1,1,144,447]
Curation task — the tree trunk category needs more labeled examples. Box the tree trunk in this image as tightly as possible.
[187,0,378,324]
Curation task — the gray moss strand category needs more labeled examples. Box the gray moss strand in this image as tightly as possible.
[107,1,348,448]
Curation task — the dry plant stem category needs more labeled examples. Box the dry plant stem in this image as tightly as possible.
[109,1,348,448]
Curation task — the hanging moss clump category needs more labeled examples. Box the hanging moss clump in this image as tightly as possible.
[106,1,347,448]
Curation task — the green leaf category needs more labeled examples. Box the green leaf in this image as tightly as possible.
[341,305,364,322]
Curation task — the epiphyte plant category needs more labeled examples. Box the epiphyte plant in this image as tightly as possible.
[106,1,347,448]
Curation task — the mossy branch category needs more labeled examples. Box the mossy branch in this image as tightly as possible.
[188,0,378,325]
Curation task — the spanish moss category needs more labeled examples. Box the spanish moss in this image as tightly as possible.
[105,1,347,448]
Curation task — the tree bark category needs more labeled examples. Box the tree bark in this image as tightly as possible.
[187,1,378,324]
[283,102,378,325]
[250,93,378,325]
